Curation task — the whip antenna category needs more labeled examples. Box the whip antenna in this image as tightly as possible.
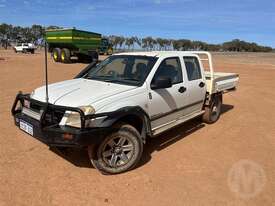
[44,40,49,103]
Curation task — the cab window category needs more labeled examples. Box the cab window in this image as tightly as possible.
[183,57,202,81]
[152,57,183,85]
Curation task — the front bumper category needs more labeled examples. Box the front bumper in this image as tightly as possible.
[11,93,111,147]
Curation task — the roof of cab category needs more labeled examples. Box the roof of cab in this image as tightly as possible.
[113,51,201,58]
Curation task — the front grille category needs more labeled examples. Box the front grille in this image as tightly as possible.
[30,102,43,113]
[26,100,65,127]
[43,108,65,126]
[12,93,88,129]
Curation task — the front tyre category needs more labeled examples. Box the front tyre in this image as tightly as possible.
[88,124,143,175]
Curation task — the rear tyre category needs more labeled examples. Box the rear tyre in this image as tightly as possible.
[202,93,222,124]
[52,48,61,62]
[87,51,99,63]
[91,52,99,62]
[77,54,85,63]
[88,124,143,175]
[61,48,71,63]
[30,49,35,54]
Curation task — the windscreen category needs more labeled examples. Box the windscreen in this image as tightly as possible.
[85,55,158,86]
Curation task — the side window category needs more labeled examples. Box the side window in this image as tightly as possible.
[153,57,183,85]
[183,57,202,81]
[101,39,108,46]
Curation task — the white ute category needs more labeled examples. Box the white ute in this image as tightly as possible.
[14,43,36,53]
[12,51,239,174]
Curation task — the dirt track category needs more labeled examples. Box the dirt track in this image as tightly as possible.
[0,50,275,206]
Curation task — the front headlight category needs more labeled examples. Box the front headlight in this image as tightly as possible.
[78,106,95,115]
[30,90,35,97]
[60,105,95,128]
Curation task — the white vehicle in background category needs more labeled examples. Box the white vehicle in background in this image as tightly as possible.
[14,43,36,54]
[12,51,239,174]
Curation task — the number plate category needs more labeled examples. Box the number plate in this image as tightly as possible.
[19,120,33,136]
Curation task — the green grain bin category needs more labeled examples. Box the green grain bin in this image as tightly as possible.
[46,28,112,63]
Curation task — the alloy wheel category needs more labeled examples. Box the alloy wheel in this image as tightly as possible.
[101,136,134,168]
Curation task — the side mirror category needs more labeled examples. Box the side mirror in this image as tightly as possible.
[151,76,172,90]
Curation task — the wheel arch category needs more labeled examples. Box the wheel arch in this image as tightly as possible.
[101,106,152,142]
[204,91,223,107]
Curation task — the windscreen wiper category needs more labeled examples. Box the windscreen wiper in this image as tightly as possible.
[121,78,140,82]
[86,75,111,80]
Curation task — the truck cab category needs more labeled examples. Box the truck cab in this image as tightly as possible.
[99,38,113,55]
[12,51,239,174]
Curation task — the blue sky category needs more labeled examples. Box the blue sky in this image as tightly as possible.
[0,0,274,47]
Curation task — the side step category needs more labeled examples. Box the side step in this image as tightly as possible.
[152,110,205,136]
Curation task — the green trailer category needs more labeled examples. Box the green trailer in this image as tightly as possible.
[46,28,113,63]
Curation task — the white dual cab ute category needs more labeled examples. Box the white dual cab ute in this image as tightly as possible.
[14,43,36,53]
[12,51,239,174]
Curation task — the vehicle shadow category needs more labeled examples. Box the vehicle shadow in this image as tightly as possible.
[137,104,234,168]
[49,104,234,170]
[221,104,234,114]
[70,59,90,64]
[137,118,204,168]
[61,59,102,64]
[49,146,92,168]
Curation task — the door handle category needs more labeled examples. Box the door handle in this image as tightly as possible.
[178,86,186,93]
[199,82,205,88]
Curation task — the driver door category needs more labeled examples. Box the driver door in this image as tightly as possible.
[148,57,188,130]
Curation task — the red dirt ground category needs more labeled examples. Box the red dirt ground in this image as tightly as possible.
[0,50,275,206]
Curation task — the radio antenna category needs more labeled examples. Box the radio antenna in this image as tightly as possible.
[44,40,49,103]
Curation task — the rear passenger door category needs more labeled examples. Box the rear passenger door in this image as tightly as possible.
[182,56,206,114]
